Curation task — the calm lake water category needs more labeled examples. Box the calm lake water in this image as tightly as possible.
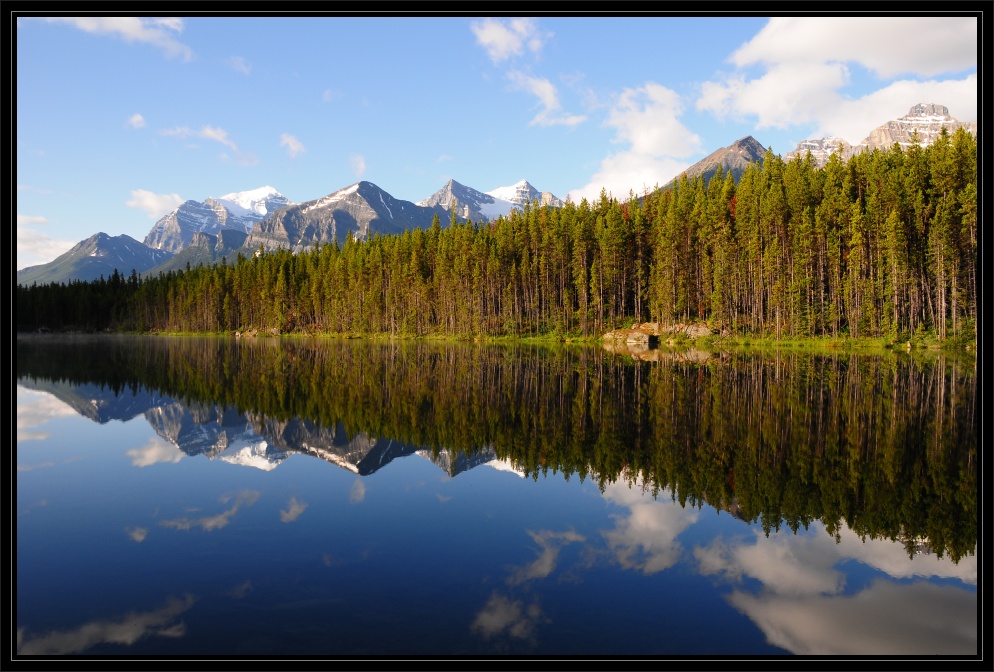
[14,335,978,659]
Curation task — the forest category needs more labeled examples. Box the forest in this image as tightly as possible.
[16,335,979,562]
[16,127,978,344]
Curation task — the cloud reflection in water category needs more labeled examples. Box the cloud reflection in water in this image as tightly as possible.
[16,594,196,655]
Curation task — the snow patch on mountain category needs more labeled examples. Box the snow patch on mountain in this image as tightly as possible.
[486,180,532,203]
[217,186,289,218]
[303,183,360,213]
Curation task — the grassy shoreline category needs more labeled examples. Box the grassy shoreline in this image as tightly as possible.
[18,327,977,353]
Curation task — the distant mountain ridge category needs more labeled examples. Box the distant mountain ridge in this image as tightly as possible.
[417,178,564,223]
[784,103,977,167]
[18,375,507,477]
[243,181,453,254]
[16,233,173,286]
[143,186,292,254]
[18,102,973,286]
[486,179,564,210]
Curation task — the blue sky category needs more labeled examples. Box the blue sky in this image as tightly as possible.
[15,14,978,270]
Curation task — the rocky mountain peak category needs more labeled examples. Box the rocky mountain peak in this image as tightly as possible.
[906,103,950,118]
[785,103,976,168]
[662,135,767,190]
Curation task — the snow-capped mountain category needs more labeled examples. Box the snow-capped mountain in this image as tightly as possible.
[782,137,852,168]
[784,103,976,167]
[486,179,564,210]
[417,179,518,222]
[144,187,293,254]
[214,186,293,230]
[418,179,564,222]
[243,181,452,253]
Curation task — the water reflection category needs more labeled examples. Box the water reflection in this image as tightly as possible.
[15,335,978,657]
[159,490,261,532]
[16,594,196,655]
[697,526,977,655]
[16,334,977,562]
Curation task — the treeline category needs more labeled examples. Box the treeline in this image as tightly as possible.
[16,336,978,562]
[16,128,977,341]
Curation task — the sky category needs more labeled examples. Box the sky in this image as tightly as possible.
[14,13,979,270]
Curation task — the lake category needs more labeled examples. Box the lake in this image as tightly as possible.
[14,334,978,660]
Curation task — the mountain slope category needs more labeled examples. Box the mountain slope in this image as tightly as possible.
[486,180,564,210]
[147,229,249,276]
[144,187,292,253]
[418,179,517,222]
[243,181,453,253]
[419,179,565,222]
[16,233,174,286]
[662,136,768,189]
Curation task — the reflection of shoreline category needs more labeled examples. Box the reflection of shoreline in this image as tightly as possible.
[16,594,196,655]
[602,342,714,363]
[15,337,978,564]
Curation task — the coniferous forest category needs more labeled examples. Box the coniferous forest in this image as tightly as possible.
[16,128,978,343]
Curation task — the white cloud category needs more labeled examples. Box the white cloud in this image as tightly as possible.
[349,479,366,503]
[125,189,184,219]
[126,113,145,129]
[811,75,978,145]
[126,438,187,467]
[731,17,977,79]
[507,71,586,127]
[16,594,196,655]
[17,184,53,195]
[471,18,547,63]
[280,496,308,523]
[694,521,978,655]
[159,125,195,141]
[199,125,237,151]
[697,61,849,131]
[507,529,585,585]
[350,154,366,179]
[608,83,701,157]
[160,125,238,151]
[126,527,149,543]
[41,17,193,61]
[160,490,260,532]
[16,224,76,271]
[728,581,977,656]
[697,17,978,146]
[569,83,700,202]
[225,56,251,75]
[322,88,339,104]
[471,592,544,640]
[600,481,699,574]
[17,214,48,226]
[16,388,76,442]
[280,133,306,158]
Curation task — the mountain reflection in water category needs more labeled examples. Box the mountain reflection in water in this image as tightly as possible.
[15,334,978,657]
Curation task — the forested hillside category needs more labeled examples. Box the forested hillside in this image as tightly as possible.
[16,128,977,343]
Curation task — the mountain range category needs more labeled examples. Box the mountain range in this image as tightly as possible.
[782,103,977,168]
[17,178,565,285]
[18,375,512,477]
[143,186,293,254]
[16,103,975,286]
